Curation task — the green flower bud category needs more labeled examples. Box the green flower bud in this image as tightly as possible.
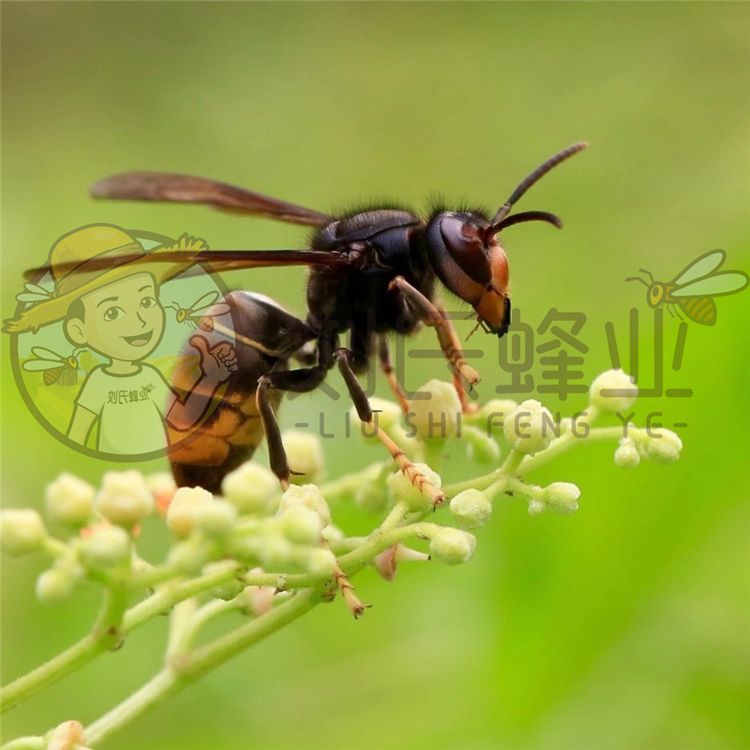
[205,561,245,601]
[409,380,461,440]
[45,473,95,527]
[167,487,213,538]
[614,438,640,468]
[429,528,476,565]
[387,463,442,511]
[542,482,581,514]
[589,369,638,413]
[36,567,75,603]
[167,538,210,574]
[0,509,46,556]
[306,547,337,577]
[194,499,237,538]
[282,431,324,484]
[354,480,388,513]
[279,504,323,545]
[503,399,555,455]
[80,525,131,569]
[95,470,154,528]
[279,484,331,526]
[644,428,682,463]
[449,489,493,528]
[222,462,278,515]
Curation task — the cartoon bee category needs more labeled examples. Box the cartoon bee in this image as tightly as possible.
[627,250,748,325]
[23,347,84,386]
[166,291,231,330]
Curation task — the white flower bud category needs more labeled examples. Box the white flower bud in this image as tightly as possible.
[283,431,324,484]
[589,369,638,413]
[306,547,337,577]
[80,525,131,568]
[194,499,237,538]
[542,482,581,514]
[349,398,402,434]
[0,509,46,556]
[166,486,213,538]
[279,484,331,526]
[321,523,344,544]
[387,463,442,511]
[644,428,682,463]
[222,462,278,515]
[260,535,295,570]
[279,504,323,545]
[45,473,95,527]
[409,380,461,440]
[528,499,546,516]
[95,470,153,528]
[614,438,641,468]
[449,489,493,528]
[429,528,476,565]
[479,399,519,435]
[36,567,75,603]
[503,399,555,455]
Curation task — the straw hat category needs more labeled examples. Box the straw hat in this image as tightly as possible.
[4,225,205,334]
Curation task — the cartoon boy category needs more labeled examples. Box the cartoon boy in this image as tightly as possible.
[5,224,237,456]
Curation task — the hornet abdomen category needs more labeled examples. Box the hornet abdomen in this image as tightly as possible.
[167,291,314,492]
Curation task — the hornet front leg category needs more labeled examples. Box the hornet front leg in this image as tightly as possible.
[388,276,480,411]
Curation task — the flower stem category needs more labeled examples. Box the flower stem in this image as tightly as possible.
[0,584,127,714]
[85,589,321,747]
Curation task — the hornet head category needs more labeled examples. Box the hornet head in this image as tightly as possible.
[424,142,588,337]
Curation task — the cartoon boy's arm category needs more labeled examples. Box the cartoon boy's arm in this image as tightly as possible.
[164,334,238,431]
[68,404,98,445]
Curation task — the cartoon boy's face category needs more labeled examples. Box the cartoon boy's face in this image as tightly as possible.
[65,272,165,362]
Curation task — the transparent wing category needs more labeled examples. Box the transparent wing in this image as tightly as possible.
[24,282,50,295]
[672,249,725,286]
[30,346,64,362]
[188,291,220,311]
[24,360,62,371]
[91,172,332,227]
[672,271,749,298]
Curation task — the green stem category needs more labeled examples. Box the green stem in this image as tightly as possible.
[0,737,45,750]
[85,669,180,747]
[85,590,321,747]
[0,584,127,714]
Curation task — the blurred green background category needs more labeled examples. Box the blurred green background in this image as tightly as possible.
[2,2,749,749]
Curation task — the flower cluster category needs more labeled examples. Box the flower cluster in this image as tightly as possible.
[0,370,682,749]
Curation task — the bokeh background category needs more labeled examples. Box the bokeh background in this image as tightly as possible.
[2,3,749,749]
